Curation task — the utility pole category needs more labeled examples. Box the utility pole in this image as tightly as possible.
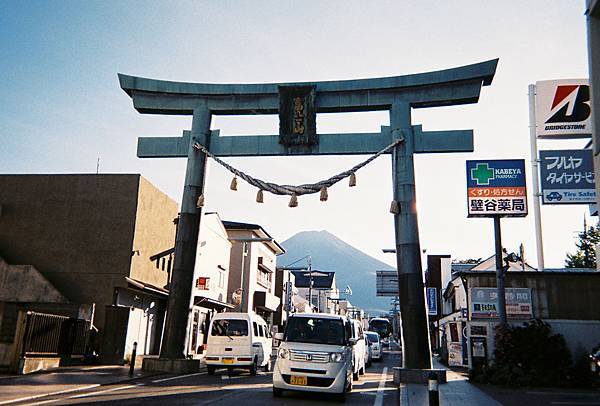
[307,256,313,311]
[494,216,508,326]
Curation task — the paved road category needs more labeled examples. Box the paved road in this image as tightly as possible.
[18,344,402,405]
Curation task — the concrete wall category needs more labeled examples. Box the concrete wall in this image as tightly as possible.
[465,272,600,320]
[129,176,177,288]
[0,174,178,344]
[0,257,66,303]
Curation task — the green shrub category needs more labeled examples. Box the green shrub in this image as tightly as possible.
[484,320,572,387]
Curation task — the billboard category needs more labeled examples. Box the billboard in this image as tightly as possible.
[469,288,533,319]
[466,159,528,217]
[540,149,596,204]
[535,80,592,139]
[376,270,397,297]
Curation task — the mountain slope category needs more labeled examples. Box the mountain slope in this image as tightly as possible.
[279,230,395,314]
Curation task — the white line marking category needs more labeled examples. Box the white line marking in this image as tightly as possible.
[68,384,138,399]
[0,384,100,405]
[373,366,388,406]
[151,371,207,383]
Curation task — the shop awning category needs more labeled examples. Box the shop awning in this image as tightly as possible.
[125,277,169,297]
[194,295,235,310]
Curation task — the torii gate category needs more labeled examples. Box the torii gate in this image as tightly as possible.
[119,59,497,375]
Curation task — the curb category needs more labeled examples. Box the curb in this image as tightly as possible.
[0,372,164,405]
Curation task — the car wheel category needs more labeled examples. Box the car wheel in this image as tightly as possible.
[249,358,257,376]
[207,365,215,375]
[359,365,365,376]
[352,368,359,381]
[273,386,283,397]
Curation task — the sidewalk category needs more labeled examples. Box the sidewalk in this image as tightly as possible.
[0,364,158,405]
[399,359,502,405]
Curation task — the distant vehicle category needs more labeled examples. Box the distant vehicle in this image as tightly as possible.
[369,318,392,342]
[365,331,383,361]
[546,192,563,201]
[272,313,355,401]
[205,312,272,376]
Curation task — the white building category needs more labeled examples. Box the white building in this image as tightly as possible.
[223,221,285,324]
[187,213,234,357]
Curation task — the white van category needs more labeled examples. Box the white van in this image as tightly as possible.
[272,313,356,401]
[350,318,367,380]
[205,312,272,375]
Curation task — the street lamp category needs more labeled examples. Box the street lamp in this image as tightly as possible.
[228,237,273,312]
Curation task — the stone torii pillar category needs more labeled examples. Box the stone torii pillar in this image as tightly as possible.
[119,59,498,377]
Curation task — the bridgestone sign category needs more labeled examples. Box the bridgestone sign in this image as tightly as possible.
[535,79,592,139]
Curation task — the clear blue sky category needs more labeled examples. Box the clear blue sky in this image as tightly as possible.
[0,1,593,268]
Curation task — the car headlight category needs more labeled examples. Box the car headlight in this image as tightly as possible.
[329,352,344,363]
[278,348,289,359]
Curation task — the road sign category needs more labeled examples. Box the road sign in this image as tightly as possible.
[376,270,398,297]
[466,159,528,217]
[535,80,592,139]
[469,288,533,319]
[426,287,437,316]
[540,149,596,204]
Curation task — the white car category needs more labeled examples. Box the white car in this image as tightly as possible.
[365,331,383,361]
[205,312,272,375]
[272,313,356,401]
[350,319,367,380]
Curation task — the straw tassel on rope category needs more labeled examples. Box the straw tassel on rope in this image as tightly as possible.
[319,186,328,202]
[349,172,356,187]
[256,189,264,203]
[390,200,400,214]
[230,176,238,191]
[289,193,298,208]
[196,194,205,208]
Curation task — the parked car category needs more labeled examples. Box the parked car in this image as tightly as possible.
[350,318,367,380]
[272,313,356,401]
[205,312,272,375]
[365,331,383,361]
[364,334,372,368]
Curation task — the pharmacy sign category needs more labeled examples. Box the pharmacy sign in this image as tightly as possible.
[466,159,528,217]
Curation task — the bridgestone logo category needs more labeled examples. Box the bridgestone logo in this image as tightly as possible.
[545,124,586,130]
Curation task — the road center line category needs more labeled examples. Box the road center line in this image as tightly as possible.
[152,371,207,383]
[373,366,388,406]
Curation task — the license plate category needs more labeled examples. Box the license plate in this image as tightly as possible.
[222,358,234,364]
[290,375,307,386]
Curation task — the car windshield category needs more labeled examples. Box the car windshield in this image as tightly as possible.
[211,319,248,337]
[366,333,379,343]
[285,317,346,345]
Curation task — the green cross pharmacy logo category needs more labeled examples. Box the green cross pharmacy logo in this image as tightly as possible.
[471,163,495,185]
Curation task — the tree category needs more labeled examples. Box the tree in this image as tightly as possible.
[565,221,600,268]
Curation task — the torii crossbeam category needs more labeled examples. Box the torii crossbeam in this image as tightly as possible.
[119,59,498,376]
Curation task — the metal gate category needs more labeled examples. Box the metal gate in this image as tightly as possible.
[21,311,90,358]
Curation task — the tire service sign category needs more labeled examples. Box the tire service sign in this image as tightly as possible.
[535,79,591,139]
[466,159,527,217]
[540,149,596,204]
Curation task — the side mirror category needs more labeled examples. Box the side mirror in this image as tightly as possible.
[274,332,284,341]
[348,338,357,346]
